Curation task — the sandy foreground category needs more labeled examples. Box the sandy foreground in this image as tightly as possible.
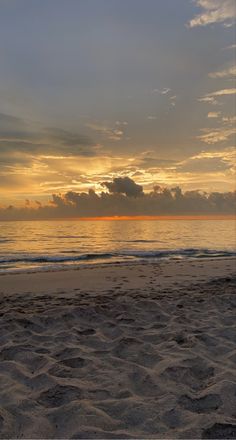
[0,259,236,439]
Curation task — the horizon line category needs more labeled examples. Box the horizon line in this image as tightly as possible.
[1,214,235,222]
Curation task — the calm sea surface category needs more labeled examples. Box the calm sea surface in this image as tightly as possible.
[0,219,235,273]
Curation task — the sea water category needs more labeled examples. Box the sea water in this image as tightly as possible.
[0,219,235,273]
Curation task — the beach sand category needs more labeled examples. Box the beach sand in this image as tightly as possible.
[0,258,235,439]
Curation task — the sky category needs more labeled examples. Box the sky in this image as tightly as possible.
[0,0,235,218]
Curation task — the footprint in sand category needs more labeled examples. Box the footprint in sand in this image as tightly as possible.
[77,328,96,336]
[162,362,214,391]
[201,423,236,439]
[178,393,222,413]
[0,414,3,431]
[60,357,86,368]
[38,384,82,407]
[129,366,162,397]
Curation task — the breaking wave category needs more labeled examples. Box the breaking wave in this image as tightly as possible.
[0,248,235,273]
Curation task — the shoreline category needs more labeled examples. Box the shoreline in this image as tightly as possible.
[0,257,235,294]
[1,253,235,278]
[0,258,235,438]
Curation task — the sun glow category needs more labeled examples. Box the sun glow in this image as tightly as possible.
[68,215,236,221]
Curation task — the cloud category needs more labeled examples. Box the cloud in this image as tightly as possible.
[174,149,235,190]
[209,65,236,78]
[115,121,128,126]
[178,155,233,173]
[169,95,177,107]
[207,111,221,118]
[207,88,236,97]
[45,127,95,149]
[224,44,236,50]
[188,0,236,28]
[0,112,102,198]
[137,152,175,169]
[153,88,171,95]
[199,88,236,105]
[198,108,236,144]
[0,176,235,220]
[101,176,144,197]
[0,109,234,202]
[86,122,124,141]
[222,115,236,124]
[182,157,231,172]
[198,96,219,105]
[196,147,236,162]
[0,112,97,157]
[198,127,236,143]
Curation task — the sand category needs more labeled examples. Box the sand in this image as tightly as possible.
[0,258,235,439]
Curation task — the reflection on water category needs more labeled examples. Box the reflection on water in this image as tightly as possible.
[0,219,235,273]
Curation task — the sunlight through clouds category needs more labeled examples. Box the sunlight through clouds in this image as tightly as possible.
[0,0,235,209]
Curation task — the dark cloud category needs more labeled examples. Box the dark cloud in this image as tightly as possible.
[0,177,235,220]
[0,112,24,129]
[0,113,40,144]
[0,151,34,166]
[102,176,144,197]
[44,127,95,150]
[0,112,96,158]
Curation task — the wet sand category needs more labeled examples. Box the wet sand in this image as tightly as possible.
[0,258,235,439]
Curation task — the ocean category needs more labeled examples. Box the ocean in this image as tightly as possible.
[0,219,235,274]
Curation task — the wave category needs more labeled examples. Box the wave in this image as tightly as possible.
[55,235,92,239]
[0,238,13,243]
[0,253,113,264]
[113,239,162,243]
[121,248,236,259]
[0,248,235,266]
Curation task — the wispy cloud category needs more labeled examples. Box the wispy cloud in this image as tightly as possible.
[168,95,177,107]
[153,88,171,95]
[196,148,235,160]
[178,147,235,173]
[0,112,97,158]
[209,65,236,78]
[224,44,236,50]
[147,116,157,120]
[188,0,236,28]
[199,96,219,105]
[206,88,236,97]
[198,127,236,143]
[115,121,128,126]
[222,115,236,124]
[207,111,221,118]
[86,122,125,141]
[199,88,236,104]
[152,89,177,108]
